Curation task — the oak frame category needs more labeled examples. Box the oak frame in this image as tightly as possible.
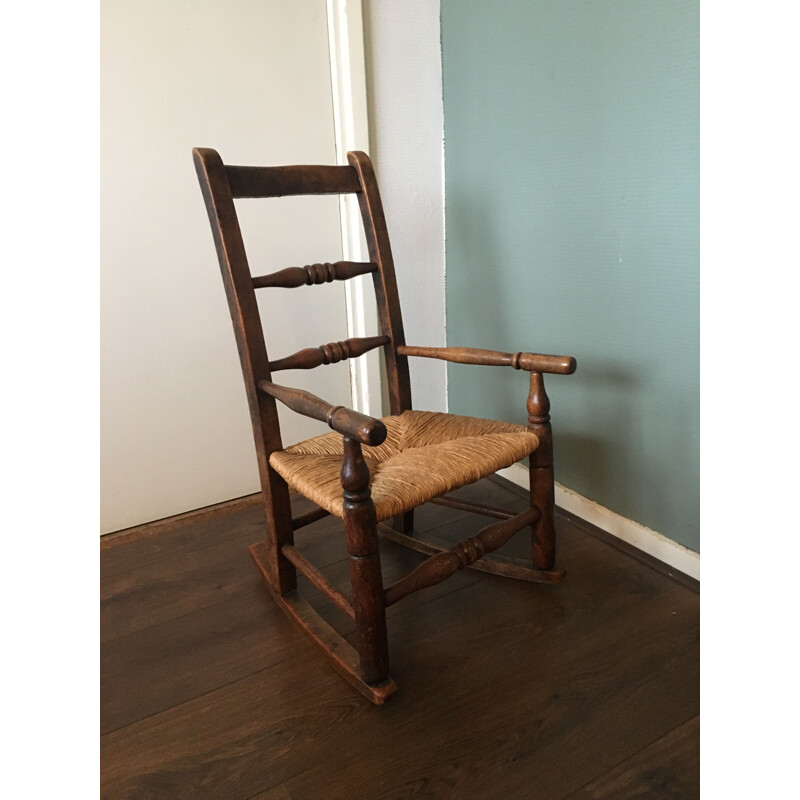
[193,148,576,703]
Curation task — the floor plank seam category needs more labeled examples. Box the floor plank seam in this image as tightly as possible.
[102,559,491,735]
[101,476,699,799]
[100,580,270,645]
[100,519,489,646]
[100,493,263,548]
[101,647,305,738]
[558,711,700,800]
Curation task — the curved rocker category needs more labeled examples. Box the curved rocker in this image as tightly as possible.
[193,147,575,703]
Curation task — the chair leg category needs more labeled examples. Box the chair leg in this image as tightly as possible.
[260,468,297,594]
[391,509,414,534]
[341,437,390,685]
[529,460,556,570]
[527,372,556,570]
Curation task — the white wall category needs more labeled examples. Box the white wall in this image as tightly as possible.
[101,0,352,533]
[101,0,448,534]
[362,1,447,412]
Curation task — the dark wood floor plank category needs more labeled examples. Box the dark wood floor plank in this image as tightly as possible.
[102,513,345,643]
[563,715,700,799]
[102,512,509,732]
[102,549,697,799]
[101,654,362,799]
[102,581,286,734]
[101,532,258,642]
[295,584,698,800]
[101,495,311,581]
[100,476,699,800]
[101,588,696,800]
[492,474,700,593]
[100,478,519,583]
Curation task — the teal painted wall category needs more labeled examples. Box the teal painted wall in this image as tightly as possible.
[441,0,699,551]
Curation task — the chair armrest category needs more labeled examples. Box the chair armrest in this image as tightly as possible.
[396,345,576,375]
[258,380,387,446]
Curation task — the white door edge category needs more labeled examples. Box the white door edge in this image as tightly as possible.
[326,0,383,418]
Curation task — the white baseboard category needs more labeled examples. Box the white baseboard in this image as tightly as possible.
[496,463,700,582]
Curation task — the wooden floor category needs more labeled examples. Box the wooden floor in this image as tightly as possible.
[101,476,699,799]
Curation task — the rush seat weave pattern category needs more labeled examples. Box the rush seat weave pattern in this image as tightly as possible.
[270,410,539,522]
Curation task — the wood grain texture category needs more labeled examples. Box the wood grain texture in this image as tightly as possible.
[193,147,296,594]
[101,477,698,800]
[251,542,396,705]
[268,335,389,372]
[398,344,577,375]
[429,493,515,519]
[258,380,387,446]
[193,148,577,702]
[383,507,537,605]
[280,543,355,620]
[563,715,700,799]
[379,523,565,584]
[225,163,361,197]
[340,437,389,685]
[348,150,412,414]
[252,260,377,289]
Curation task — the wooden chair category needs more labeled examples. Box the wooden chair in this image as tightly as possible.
[193,148,576,703]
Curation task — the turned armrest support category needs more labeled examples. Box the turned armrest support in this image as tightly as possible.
[258,380,387,446]
[396,345,576,375]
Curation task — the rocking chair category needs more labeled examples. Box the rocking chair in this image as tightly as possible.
[193,148,576,703]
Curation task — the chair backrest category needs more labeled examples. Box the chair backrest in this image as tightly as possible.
[193,149,411,464]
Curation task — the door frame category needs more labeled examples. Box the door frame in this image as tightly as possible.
[326,0,383,418]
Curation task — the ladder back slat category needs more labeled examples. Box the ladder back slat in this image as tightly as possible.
[226,164,362,198]
[269,335,390,372]
[252,261,378,289]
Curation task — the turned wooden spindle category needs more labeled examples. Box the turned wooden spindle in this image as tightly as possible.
[258,380,386,445]
[252,260,378,289]
[268,335,389,372]
[341,437,389,685]
[396,344,576,375]
[384,507,537,606]
[527,371,555,570]
[195,147,576,703]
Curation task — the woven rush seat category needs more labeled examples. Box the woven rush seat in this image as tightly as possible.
[194,147,576,702]
[270,410,539,522]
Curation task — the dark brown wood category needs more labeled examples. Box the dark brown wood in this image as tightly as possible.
[556,504,700,593]
[528,371,556,570]
[391,510,415,535]
[398,344,577,375]
[291,505,330,531]
[564,716,700,799]
[101,480,699,800]
[258,380,386,446]
[193,147,296,595]
[226,163,362,198]
[348,151,412,414]
[252,260,377,289]
[250,542,396,704]
[101,581,288,734]
[340,437,390,686]
[384,508,537,605]
[193,147,578,702]
[377,522,564,584]
[100,492,261,550]
[280,544,355,620]
[430,494,516,520]
[269,335,389,372]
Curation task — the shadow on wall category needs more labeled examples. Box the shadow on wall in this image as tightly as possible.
[446,194,652,518]
[553,361,644,506]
